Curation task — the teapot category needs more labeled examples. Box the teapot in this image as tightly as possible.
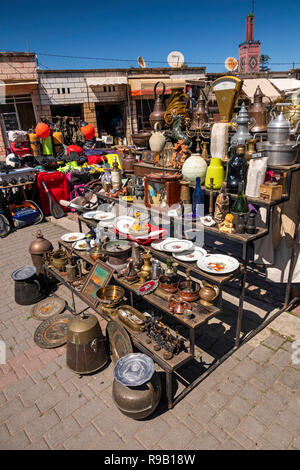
[267,106,300,144]
[199,281,220,306]
[149,122,166,154]
[231,102,256,146]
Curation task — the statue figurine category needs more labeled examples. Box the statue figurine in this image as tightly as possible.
[170,140,192,169]
[219,213,235,233]
[214,183,230,224]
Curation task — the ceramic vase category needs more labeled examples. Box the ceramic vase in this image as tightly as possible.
[182,153,207,184]
[204,158,224,189]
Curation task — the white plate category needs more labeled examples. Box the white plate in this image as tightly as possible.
[160,239,194,253]
[173,247,207,262]
[72,239,96,250]
[61,232,85,243]
[114,216,135,234]
[151,237,180,251]
[82,211,99,220]
[93,211,115,221]
[197,254,240,275]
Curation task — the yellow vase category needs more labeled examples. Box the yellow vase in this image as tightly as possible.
[205,158,224,189]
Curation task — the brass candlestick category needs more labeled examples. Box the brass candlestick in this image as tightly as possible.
[208,177,215,217]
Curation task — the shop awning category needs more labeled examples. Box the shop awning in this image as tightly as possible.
[242,78,280,100]
[4,80,38,86]
[128,78,187,96]
[85,77,128,86]
[269,78,300,92]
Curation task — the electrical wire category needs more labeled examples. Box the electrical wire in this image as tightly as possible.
[36,52,300,67]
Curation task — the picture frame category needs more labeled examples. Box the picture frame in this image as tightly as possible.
[80,260,114,307]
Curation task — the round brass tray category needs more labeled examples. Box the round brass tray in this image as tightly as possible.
[106,320,133,363]
[31,296,66,321]
[34,313,72,349]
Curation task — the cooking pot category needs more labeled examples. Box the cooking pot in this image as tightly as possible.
[260,139,300,166]
[12,265,46,305]
[267,111,300,144]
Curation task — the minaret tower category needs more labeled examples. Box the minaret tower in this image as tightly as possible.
[238,4,261,73]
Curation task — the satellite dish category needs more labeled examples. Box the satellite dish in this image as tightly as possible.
[225,57,238,72]
[137,56,146,68]
[167,51,185,68]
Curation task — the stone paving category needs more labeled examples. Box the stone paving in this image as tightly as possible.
[0,220,300,450]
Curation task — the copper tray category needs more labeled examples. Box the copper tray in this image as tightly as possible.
[31,296,66,321]
[34,313,72,349]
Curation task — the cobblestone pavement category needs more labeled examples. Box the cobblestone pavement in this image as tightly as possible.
[0,220,300,450]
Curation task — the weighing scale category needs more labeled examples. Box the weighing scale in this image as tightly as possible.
[212,76,243,123]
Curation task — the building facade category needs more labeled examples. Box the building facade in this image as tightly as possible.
[238,13,261,73]
[0,52,41,155]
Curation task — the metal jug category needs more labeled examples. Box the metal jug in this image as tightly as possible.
[12,265,46,305]
[66,313,108,375]
[149,81,166,129]
[231,102,256,146]
[29,230,53,276]
[248,85,272,133]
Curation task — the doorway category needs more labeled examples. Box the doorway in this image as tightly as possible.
[95,103,125,138]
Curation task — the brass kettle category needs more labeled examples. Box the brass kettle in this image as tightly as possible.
[199,281,220,306]
[248,85,272,133]
[149,81,166,129]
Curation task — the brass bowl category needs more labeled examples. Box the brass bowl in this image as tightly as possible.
[158,275,178,293]
[96,285,125,307]
[178,280,200,302]
[89,246,105,262]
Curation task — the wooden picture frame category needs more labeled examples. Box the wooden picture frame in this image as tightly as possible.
[80,260,114,307]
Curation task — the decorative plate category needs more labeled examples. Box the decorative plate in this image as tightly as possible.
[114,216,135,235]
[33,313,72,348]
[106,320,133,363]
[114,353,155,387]
[173,247,207,262]
[82,211,99,220]
[72,239,96,251]
[61,232,85,243]
[31,296,66,321]
[160,239,194,253]
[93,211,115,221]
[151,238,181,251]
[137,280,159,296]
[197,254,240,275]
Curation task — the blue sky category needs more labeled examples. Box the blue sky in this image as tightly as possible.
[0,0,299,72]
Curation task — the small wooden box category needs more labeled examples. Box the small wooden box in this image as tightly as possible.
[144,173,181,209]
[259,184,283,202]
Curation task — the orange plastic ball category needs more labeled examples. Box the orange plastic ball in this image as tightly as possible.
[80,124,95,140]
[35,123,51,139]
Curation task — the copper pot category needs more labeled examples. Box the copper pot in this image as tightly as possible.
[248,85,272,133]
[131,132,151,148]
[149,82,166,129]
[159,274,178,293]
[178,279,200,302]
[122,149,136,173]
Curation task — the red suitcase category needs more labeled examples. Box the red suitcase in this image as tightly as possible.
[36,172,70,216]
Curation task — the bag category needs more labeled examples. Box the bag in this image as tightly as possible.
[9,200,44,228]
[36,171,70,215]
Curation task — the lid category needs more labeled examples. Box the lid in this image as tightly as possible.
[67,314,98,334]
[11,265,36,281]
[114,353,155,386]
[267,112,291,130]
[29,230,53,255]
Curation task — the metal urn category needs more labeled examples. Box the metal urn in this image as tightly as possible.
[149,82,166,129]
[29,230,53,276]
[112,353,162,420]
[66,314,109,375]
[248,85,271,133]
[231,102,256,146]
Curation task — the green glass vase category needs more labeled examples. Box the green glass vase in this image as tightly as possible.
[204,158,224,189]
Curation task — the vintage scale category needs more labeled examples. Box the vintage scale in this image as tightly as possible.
[212,76,243,123]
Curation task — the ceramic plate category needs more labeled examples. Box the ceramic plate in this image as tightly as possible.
[151,237,181,251]
[114,216,135,234]
[82,211,99,220]
[61,232,85,243]
[197,254,240,275]
[72,239,96,250]
[160,239,194,253]
[173,246,207,262]
[93,211,115,221]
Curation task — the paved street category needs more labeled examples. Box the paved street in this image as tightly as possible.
[0,220,299,450]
